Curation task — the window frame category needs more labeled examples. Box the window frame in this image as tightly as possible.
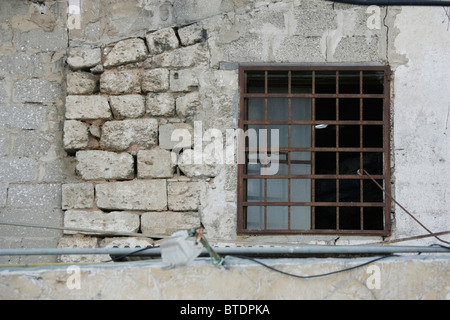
[237,65,392,236]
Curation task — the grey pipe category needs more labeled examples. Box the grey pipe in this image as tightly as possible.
[326,0,450,6]
[0,245,448,257]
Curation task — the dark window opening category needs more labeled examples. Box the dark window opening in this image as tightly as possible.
[239,66,391,236]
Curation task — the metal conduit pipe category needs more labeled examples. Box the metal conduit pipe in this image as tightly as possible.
[325,0,450,6]
[0,245,449,257]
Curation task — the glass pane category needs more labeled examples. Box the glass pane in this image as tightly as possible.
[315,207,336,229]
[316,98,336,120]
[315,179,336,202]
[292,71,312,93]
[246,206,264,229]
[246,71,265,93]
[339,98,360,120]
[363,152,383,175]
[315,152,336,174]
[291,98,312,120]
[363,71,384,94]
[247,98,265,121]
[268,71,289,93]
[339,152,360,175]
[246,179,264,202]
[339,207,361,230]
[267,206,288,229]
[291,125,311,148]
[363,125,383,148]
[363,99,383,121]
[267,98,288,121]
[246,125,264,149]
[339,71,360,94]
[291,207,311,230]
[315,125,336,148]
[315,71,336,94]
[339,179,361,202]
[267,125,288,149]
[339,125,360,148]
[291,152,312,175]
[267,179,288,202]
[291,179,311,202]
[363,207,384,230]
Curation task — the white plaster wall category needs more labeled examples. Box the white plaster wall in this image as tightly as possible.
[392,7,450,244]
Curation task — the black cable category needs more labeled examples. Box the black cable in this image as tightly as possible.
[229,255,398,279]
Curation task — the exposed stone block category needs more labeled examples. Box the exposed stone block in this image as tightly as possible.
[178,23,204,46]
[177,149,221,178]
[65,95,112,120]
[63,120,89,151]
[100,237,154,249]
[153,43,208,69]
[141,68,169,93]
[95,180,167,211]
[169,69,199,92]
[167,181,206,211]
[67,46,102,69]
[75,150,134,180]
[141,211,200,236]
[100,119,158,151]
[62,183,94,210]
[64,210,140,234]
[145,27,179,55]
[137,147,175,178]
[104,38,148,67]
[146,92,175,116]
[109,95,145,119]
[159,123,193,150]
[57,235,105,264]
[176,92,201,118]
[67,72,99,95]
[100,69,142,94]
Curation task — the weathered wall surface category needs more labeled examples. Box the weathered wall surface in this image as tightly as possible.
[1,255,449,300]
[0,0,449,267]
[389,7,450,245]
[0,0,74,264]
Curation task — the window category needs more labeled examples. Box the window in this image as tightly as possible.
[237,66,391,235]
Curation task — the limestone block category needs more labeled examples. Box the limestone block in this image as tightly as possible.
[167,181,206,211]
[67,72,99,95]
[95,180,167,211]
[159,123,193,150]
[178,23,203,46]
[64,210,140,234]
[67,46,102,69]
[169,69,199,92]
[176,92,201,118]
[178,149,221,178]
[153,44,208,69]
[75,150,134,180]
[100,237,154,249]
[141,68,169,93]
[141,211,200,236]
[63,120,89,151]
[137,147,175,178]
[65,95,112,120]
[104,38,148,67]
[109,95,145,119]
[57,235,105,264]
[100,119,158,151]
[145,28,179,55]
[146,92,175,116]
[100,69,142,94]
[62,183,94,210]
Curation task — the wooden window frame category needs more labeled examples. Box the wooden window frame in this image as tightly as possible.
[237,65,392,236]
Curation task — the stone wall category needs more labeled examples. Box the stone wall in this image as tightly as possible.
[0,0,71,264]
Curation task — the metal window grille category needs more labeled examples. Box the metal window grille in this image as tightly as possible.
[237,65,391,236]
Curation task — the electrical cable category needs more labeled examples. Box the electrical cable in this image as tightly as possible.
[228,254,398,279]
[103,246,155,263]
